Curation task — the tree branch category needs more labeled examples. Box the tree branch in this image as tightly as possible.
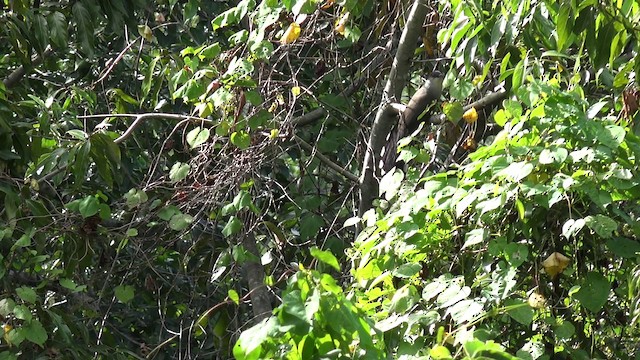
[294,135,359,183]
[428,88,508,124]
[3,46,54,89]
[78,113,215,144]
[358,0,430,217]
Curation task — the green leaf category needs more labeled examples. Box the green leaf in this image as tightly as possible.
[13,305,32,321]
[245,90,262,106]
[23,320,48,347]
[59,278,78,291]
[169,162,191,182]
[299,214,323,241]
[573,272,610,312]
[212,7,240,30]
[497,161,533,182]
[79,196,99,218]
[158,205,180,221]
[233,190,252,210]
[443,102,464,122]
[67,129,88,140]
[16,286,37,304]
[200,43,221,59]
[379,169,404,200]
[512,58,525,90]
[114,285,135,303]
[124,188,148,208]
[48,11,68,49]
[504,243,528,267]
[0,351,18,360]
[233,317,277,358]
[596,125,625,149]
[585,215,617,238]
[72,2,95,56]
[230,131,251,149]
[12,227,35,249]
[222,216,243,237]
[0,298,15,316]
[430,345,452,359]
[228,289,240,305]
[555,320,575,340]
[393,262,422,278]
[556,2,573,51]
[169,213,194,231]
[606,237,640,258]
[32,14,49,54]
[462,228,488,249]
[186,127,211,149]
[450,80,474,101]
[310,247,340,271]
[389,286,414,314]
[505,298,533,325]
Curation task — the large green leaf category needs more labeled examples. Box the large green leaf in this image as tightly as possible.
[72,2,95,56]
[574,272,610,313]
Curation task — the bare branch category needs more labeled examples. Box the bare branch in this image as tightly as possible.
[358,0,430,217]
[294,135,359,183]
[3,46,54,88]
[428,88,508,124]
[78,113,215,144]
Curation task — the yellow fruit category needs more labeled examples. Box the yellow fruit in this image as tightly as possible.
[281,22,301,44]
[335,12,350,35]
[528,292,546,309]
[542,252,570,279]
[320,0,334,9]
[463,107,478,124]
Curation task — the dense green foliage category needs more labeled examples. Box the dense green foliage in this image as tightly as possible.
[1,0,640,359]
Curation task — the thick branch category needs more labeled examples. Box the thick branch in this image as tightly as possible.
[3,46,54,89]
[428,88,508,124]
[358,0,430,217]
[294,135,359,183]
[241,231,272,323]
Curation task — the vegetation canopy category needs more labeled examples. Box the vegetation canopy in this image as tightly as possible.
[1,0,640,358]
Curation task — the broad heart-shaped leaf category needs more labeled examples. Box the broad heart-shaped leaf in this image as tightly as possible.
[496,161,534,182]
[114,284,135,303]
[23,319,48,347]
[230,130,251,149]
[606,237,640,258]
[504,298,533,325]
[448,299,484,324]
[585,214,617,238]
[539,147,568,165]
[596,125,625,149]
[462,228,488,249]
[310,247,340,271]
[222,216,243,237]
[169,213,194,231]
[79,196,99,218]
[574,272,610,313]
[233,317,277,359]
[169,162,191,182]
[393,262,422,278]
[186,127,210,149]
[379,168,404,200]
